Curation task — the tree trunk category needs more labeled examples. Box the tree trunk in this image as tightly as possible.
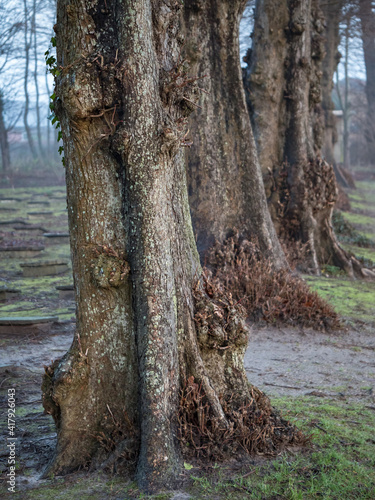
[23,0,38,160]
[321,0,343,165]
[0,92,11,172]
[244,0,357,276]
[359,0,375,166]
[43,0,299,491]
[343,18,350,170]
[182,0,287,270]
[32,0,44,161]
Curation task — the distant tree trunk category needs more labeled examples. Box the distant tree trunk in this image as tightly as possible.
[32,0,44,161]
[183,0,287,270]
[244,0,359,276]
[0,92,11,172]
[23,0,38,160]
[321,0,343,165]
[359,0,375,166]
[343,17,350,169]
[42,0,298,492]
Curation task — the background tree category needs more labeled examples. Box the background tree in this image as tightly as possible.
[358,0,375,166]
[243,0,366,276]
[42,0,298,491]
[182,0,287,270]
[321,0,344,167]
[0,0,22,173]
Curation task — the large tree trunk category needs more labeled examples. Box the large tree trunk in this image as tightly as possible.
[0,92,11,173]
[42,0,299,491]
[244,0,358,276]
[183,0,287,270]
[359,0,375,166]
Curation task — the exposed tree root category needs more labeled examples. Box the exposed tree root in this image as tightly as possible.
[205,233,341,330]
[178,376,307,459]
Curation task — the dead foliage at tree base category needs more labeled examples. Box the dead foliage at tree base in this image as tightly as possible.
[178,376,307,460]
[206,233,341,330]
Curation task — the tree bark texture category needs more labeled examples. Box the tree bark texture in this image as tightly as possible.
[183,0,287,270]
[0,93,11,172]
[359,0,375,166]
[244,0,356,275]
[42,0,291,491]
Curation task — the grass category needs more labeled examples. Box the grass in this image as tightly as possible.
[304,275,375,324]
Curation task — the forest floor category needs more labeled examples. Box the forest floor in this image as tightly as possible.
[0,173,374,499]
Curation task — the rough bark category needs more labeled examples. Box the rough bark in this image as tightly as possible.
[42,0,297,491]
[359,0,375,165]
[244,0,359,276]
[183,0,287,270]
[0,92,11,172]
[321,0,343,165]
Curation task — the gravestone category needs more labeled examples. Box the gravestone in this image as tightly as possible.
[20,260,69,277]
[0,316,59,335]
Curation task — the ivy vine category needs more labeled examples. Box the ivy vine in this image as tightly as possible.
[45,36,65,166]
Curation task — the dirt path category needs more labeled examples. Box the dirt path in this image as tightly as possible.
[245,325,375,403]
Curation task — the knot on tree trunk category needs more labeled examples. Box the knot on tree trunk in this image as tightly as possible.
[193,270,249,350]
[91,245,130,288]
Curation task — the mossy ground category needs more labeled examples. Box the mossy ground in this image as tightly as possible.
[0,186,73,321]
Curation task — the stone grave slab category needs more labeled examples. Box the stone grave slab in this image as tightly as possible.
[27,211,54,220]
[43,233,70,245]
[0,246,45,259]
[0,288,21,301]
[27,200,50,206]
[20,260,69,277]
[56,284,75,300]
[0,316,58,335]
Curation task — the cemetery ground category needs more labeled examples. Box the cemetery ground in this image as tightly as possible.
[0,174,374,499]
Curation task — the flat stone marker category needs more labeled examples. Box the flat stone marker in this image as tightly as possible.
[20,260,69,277]
[43,233,70,245]
[27,200,50,206]
[0,288,21,301]
[27,211,54,220]
[56,284,75,300]
[0,219,29,226]
[0,198,22,203]
[0,246,45,259]
[0,316,58,335]
[13,225,47,233]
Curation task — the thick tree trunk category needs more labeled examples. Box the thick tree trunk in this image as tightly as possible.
[42,0,299,491]
[244,0,358,276]
[321,0,343,165]
[183,0,287,270]
[0,93,11,173]
[359,0,375,166]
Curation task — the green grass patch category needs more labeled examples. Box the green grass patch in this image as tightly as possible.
[304,275,375,324]
[342,211,375,229]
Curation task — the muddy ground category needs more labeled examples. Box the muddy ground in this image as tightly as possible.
[0,177,375,497]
